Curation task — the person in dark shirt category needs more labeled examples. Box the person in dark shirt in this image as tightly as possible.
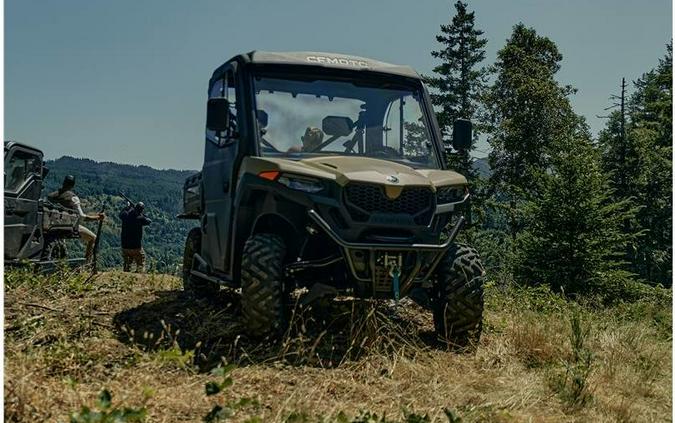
[119,201,151,272]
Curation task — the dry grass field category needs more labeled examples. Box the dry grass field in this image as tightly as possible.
[4,269,672,422]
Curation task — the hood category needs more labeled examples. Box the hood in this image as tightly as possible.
[240,156,468,189]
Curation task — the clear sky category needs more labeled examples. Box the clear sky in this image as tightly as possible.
[5,0,671,170]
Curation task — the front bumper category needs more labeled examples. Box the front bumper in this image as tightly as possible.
[308,209,464,298]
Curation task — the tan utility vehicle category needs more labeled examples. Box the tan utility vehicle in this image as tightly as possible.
[180,51,484,346]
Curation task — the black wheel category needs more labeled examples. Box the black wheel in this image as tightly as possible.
[432,244,485,348]
[240,233,287,338]
[183,227,219,298]
[42,238,67,261]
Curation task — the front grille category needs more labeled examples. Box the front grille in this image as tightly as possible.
[344,183,434,225]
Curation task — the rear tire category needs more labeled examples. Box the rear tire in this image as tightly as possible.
[432,244,485,348]
[240,233,287,339]
[183,228,219,298]
[41,238,67,261]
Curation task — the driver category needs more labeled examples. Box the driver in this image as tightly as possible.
[288,127,324,153]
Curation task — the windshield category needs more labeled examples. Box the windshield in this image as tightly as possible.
[253,75,440,169]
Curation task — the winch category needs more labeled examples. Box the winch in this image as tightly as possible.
[384,252,403,301]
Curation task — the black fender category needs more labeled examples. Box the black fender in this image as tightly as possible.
[230,183,309,284]
[250,213,303,257]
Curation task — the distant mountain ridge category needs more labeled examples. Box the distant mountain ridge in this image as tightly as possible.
[45,156,197,210]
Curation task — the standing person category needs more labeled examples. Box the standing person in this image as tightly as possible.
[119,201,152,272]
[48,175,105,261]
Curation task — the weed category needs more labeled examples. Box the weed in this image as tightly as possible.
[551,311,594,409]
[5,266,94,294]
[443,409,462,423]
[337,410,428,423]
[203,364,260,422]
[283,409,458,422]
[69,389,147,422]
[152,344,195,370]
[509,315,563,368]
[283,411,313,423]
[486,282,568,316]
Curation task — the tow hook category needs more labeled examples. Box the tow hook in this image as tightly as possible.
[385,253,403,301]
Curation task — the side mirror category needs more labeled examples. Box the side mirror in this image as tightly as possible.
[206,98,230,132]
[452,119,472,150]
[322,116,354,137]
[41,166,49,179]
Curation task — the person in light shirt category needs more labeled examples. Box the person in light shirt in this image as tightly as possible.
[47,175,105,261]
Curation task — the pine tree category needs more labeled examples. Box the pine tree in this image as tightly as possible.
[630,43,672,149]
[514,134,638,295]
[599,43,672,286]
[633,43,672,286]
[597,105,643,276]
[425,0,487,177]
[485,24,580,238]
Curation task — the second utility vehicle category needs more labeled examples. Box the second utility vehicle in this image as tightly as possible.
[180,51,484,346]
[4,141,83,267]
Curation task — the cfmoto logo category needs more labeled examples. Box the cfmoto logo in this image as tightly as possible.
[306,56,369,68]
[386,175,399,183]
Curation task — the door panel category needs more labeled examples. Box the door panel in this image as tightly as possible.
[202,67,240,273]
[4,147,43,260]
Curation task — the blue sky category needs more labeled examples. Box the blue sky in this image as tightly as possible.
[5,0,671,170]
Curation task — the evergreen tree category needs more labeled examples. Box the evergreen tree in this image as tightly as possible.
[597,111,637,198]
[630,43,672,148]
[515,134,638,295]
[425,0,487,177]
[597,107,643,277]
[485,24,580,238]
[633,43,671,286]
[599,43,672,286]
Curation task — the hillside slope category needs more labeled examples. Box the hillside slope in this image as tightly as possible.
[4,269,671,422]
[44,156,198,272]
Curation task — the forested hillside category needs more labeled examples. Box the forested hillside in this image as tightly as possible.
[43,156,198,272]
[426,2,671,291]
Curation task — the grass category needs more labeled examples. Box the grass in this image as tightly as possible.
[4,269,672,422]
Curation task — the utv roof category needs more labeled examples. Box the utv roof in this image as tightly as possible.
[241,51,421,79]
[4,140,41,155]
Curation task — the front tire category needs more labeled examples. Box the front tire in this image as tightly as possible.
[182,227,219,298]
[432,244,485,348]
[240,233,287,339]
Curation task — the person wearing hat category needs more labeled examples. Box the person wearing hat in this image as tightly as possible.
[118,201,152,272]
[47,175,105,261]
[287,127,324,153]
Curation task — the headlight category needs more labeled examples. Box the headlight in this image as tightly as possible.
[277,174,325,193]
[437,185,468,204]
